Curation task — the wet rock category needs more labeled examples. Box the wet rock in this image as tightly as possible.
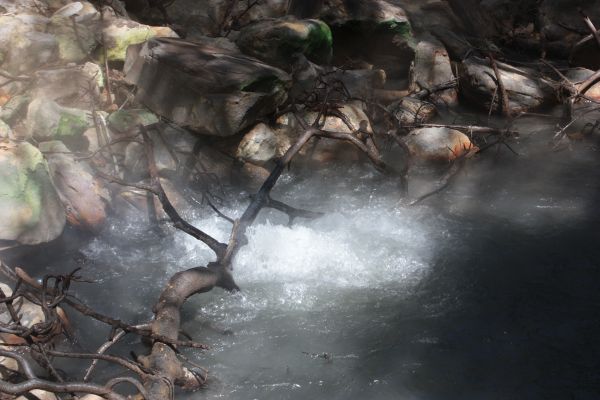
[124,37,290,137]
[0,15,58,74]
[237,123,278,164]
[235,18,332,70]
[31,63,104,108]
[404,127,477,162]
[0,141,66,244]
[0,345,18,379]
[102,8,179,62]
[107,109,159,134]
[410,37,457,107]
[458,56,556,114]
[389,97,437,126]
[49,1,102,63]
[26,98,93,141]
[39,141,110,232]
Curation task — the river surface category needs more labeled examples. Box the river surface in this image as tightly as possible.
[15,116,600,399]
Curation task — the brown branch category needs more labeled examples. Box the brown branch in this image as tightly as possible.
[487,52,511,117]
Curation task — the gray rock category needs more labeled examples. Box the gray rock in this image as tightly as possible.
[39,141,110,231]
[124,37,290,137]
[49,1,101,63]
[237,123,278,164]
[107,109,159,134]
[0,95,31,126]
[389,97,437,126]
[458,56,556,114]
[31,63,104,108]
[0,141,66,244]
[26,99,93,141]
[0,15,58,74]
[410,37,457,107]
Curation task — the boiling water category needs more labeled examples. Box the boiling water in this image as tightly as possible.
[24,119,600,399]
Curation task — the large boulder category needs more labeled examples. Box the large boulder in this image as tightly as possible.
[410,37,458,107]
[26,99,93,141]
[235,18,333,70]
[124,37,290,137]
[0,15,58,74]
[458,56,557,114]
[404,127,477,162]
[0,141,66,244]
[39,141,110,232]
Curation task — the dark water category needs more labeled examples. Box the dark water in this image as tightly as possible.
[12,116,600,400]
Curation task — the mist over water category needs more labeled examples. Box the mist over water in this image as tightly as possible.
[33,118,600,399]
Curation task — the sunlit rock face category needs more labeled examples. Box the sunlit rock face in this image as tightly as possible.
[458,56,557,114]
[124,37,290,137]
[0,141,65,245]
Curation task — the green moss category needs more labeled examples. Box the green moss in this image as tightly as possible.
[379,19,412,37]
[306,20,333,63]
[105,26,154,62]
[56,112,89,137]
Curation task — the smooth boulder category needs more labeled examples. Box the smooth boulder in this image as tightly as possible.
[410,37,457,107]
[26,98,93,141]
[404,127,477,162]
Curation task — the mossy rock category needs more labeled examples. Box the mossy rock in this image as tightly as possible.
[236,18,333,69]
[107,109,159,133]
[0,141,65,244]
[26,99,92,141]
[102,17,178,62]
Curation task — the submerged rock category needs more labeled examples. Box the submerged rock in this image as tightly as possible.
[39,141,110,232]
[458,56,556,114]
[0,141,66,244]
[235,18,333,70]
[124,37,290,137]
[26,99,93,141]
[404,127,477,163]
